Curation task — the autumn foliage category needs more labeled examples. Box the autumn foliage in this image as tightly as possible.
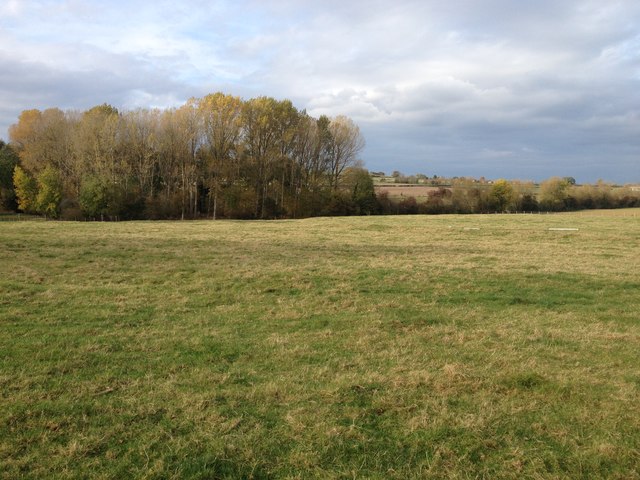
[7,94,367,219]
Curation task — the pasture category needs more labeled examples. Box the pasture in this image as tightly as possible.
[1,210,639,478]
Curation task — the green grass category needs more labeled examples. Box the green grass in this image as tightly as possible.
[1,210,640,479]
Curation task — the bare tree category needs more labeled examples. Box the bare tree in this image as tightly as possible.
[326,115,365,191]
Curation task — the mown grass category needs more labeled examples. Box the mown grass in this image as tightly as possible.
[1,210,639,479]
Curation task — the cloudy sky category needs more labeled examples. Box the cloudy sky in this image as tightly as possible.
[1,0,639,183]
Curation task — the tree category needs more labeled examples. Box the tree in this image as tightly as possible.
[9,108,72,180]
[13,165,37,213]
[0,141,20,210]
[241,96,281,218]
[539,177,569,211]
[489,179,515,212]
[4,93,370,220]
[326,116,365,191]
[270,99,301,216]
[8,109,41,160]
[519,194,539,212]
[199,93,243,219]
[35,165,63,218]
[342,167,379,214]
[289,113,324,217]
[74,104,123,185]
[79,176,111,220]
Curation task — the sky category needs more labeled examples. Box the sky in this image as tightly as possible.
[1,0,639,183]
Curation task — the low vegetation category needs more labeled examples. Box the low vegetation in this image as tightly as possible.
[1,210,639,478]
[377,177,640,215]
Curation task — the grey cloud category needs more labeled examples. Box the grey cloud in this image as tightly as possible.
[1,0,639,182]
[0,51,190,130]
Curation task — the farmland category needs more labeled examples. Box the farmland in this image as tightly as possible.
[374,184,445,202]
[1,210,639,478]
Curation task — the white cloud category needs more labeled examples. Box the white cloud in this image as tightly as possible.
[0,0,639,182]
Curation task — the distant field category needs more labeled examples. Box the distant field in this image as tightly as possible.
[374,182,521,202]
[374,184,445,200]
[1,211,639,478]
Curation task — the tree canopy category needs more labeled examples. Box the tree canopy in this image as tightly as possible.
[8,94,366,219]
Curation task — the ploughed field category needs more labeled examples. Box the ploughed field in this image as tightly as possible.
[1,210,639,479]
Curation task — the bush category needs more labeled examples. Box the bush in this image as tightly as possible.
[144,193,183,219]
[397,196,418,214]
[13,166,38,214]
[0,142,20,211]
[519,194,539,212]
[59,198,83,220]
[323,192,357,216]
[79,177,111,219]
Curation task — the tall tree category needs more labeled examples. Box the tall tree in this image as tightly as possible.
[289,113,321,216]
[8,109,41,164]
[270,99,300,214]
[326,116,365,191]
[73,104,122,184]
[6,94,370,219]
[241,97,281,218]
[174,100,203,218]
[199,93,243,218]
[122,109,160,198]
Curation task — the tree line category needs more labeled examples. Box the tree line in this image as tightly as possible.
[378,177,640,215]
[1,94,639,220]
[1,93,374,219]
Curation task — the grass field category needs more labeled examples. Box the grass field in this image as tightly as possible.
[1,210,639,479]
